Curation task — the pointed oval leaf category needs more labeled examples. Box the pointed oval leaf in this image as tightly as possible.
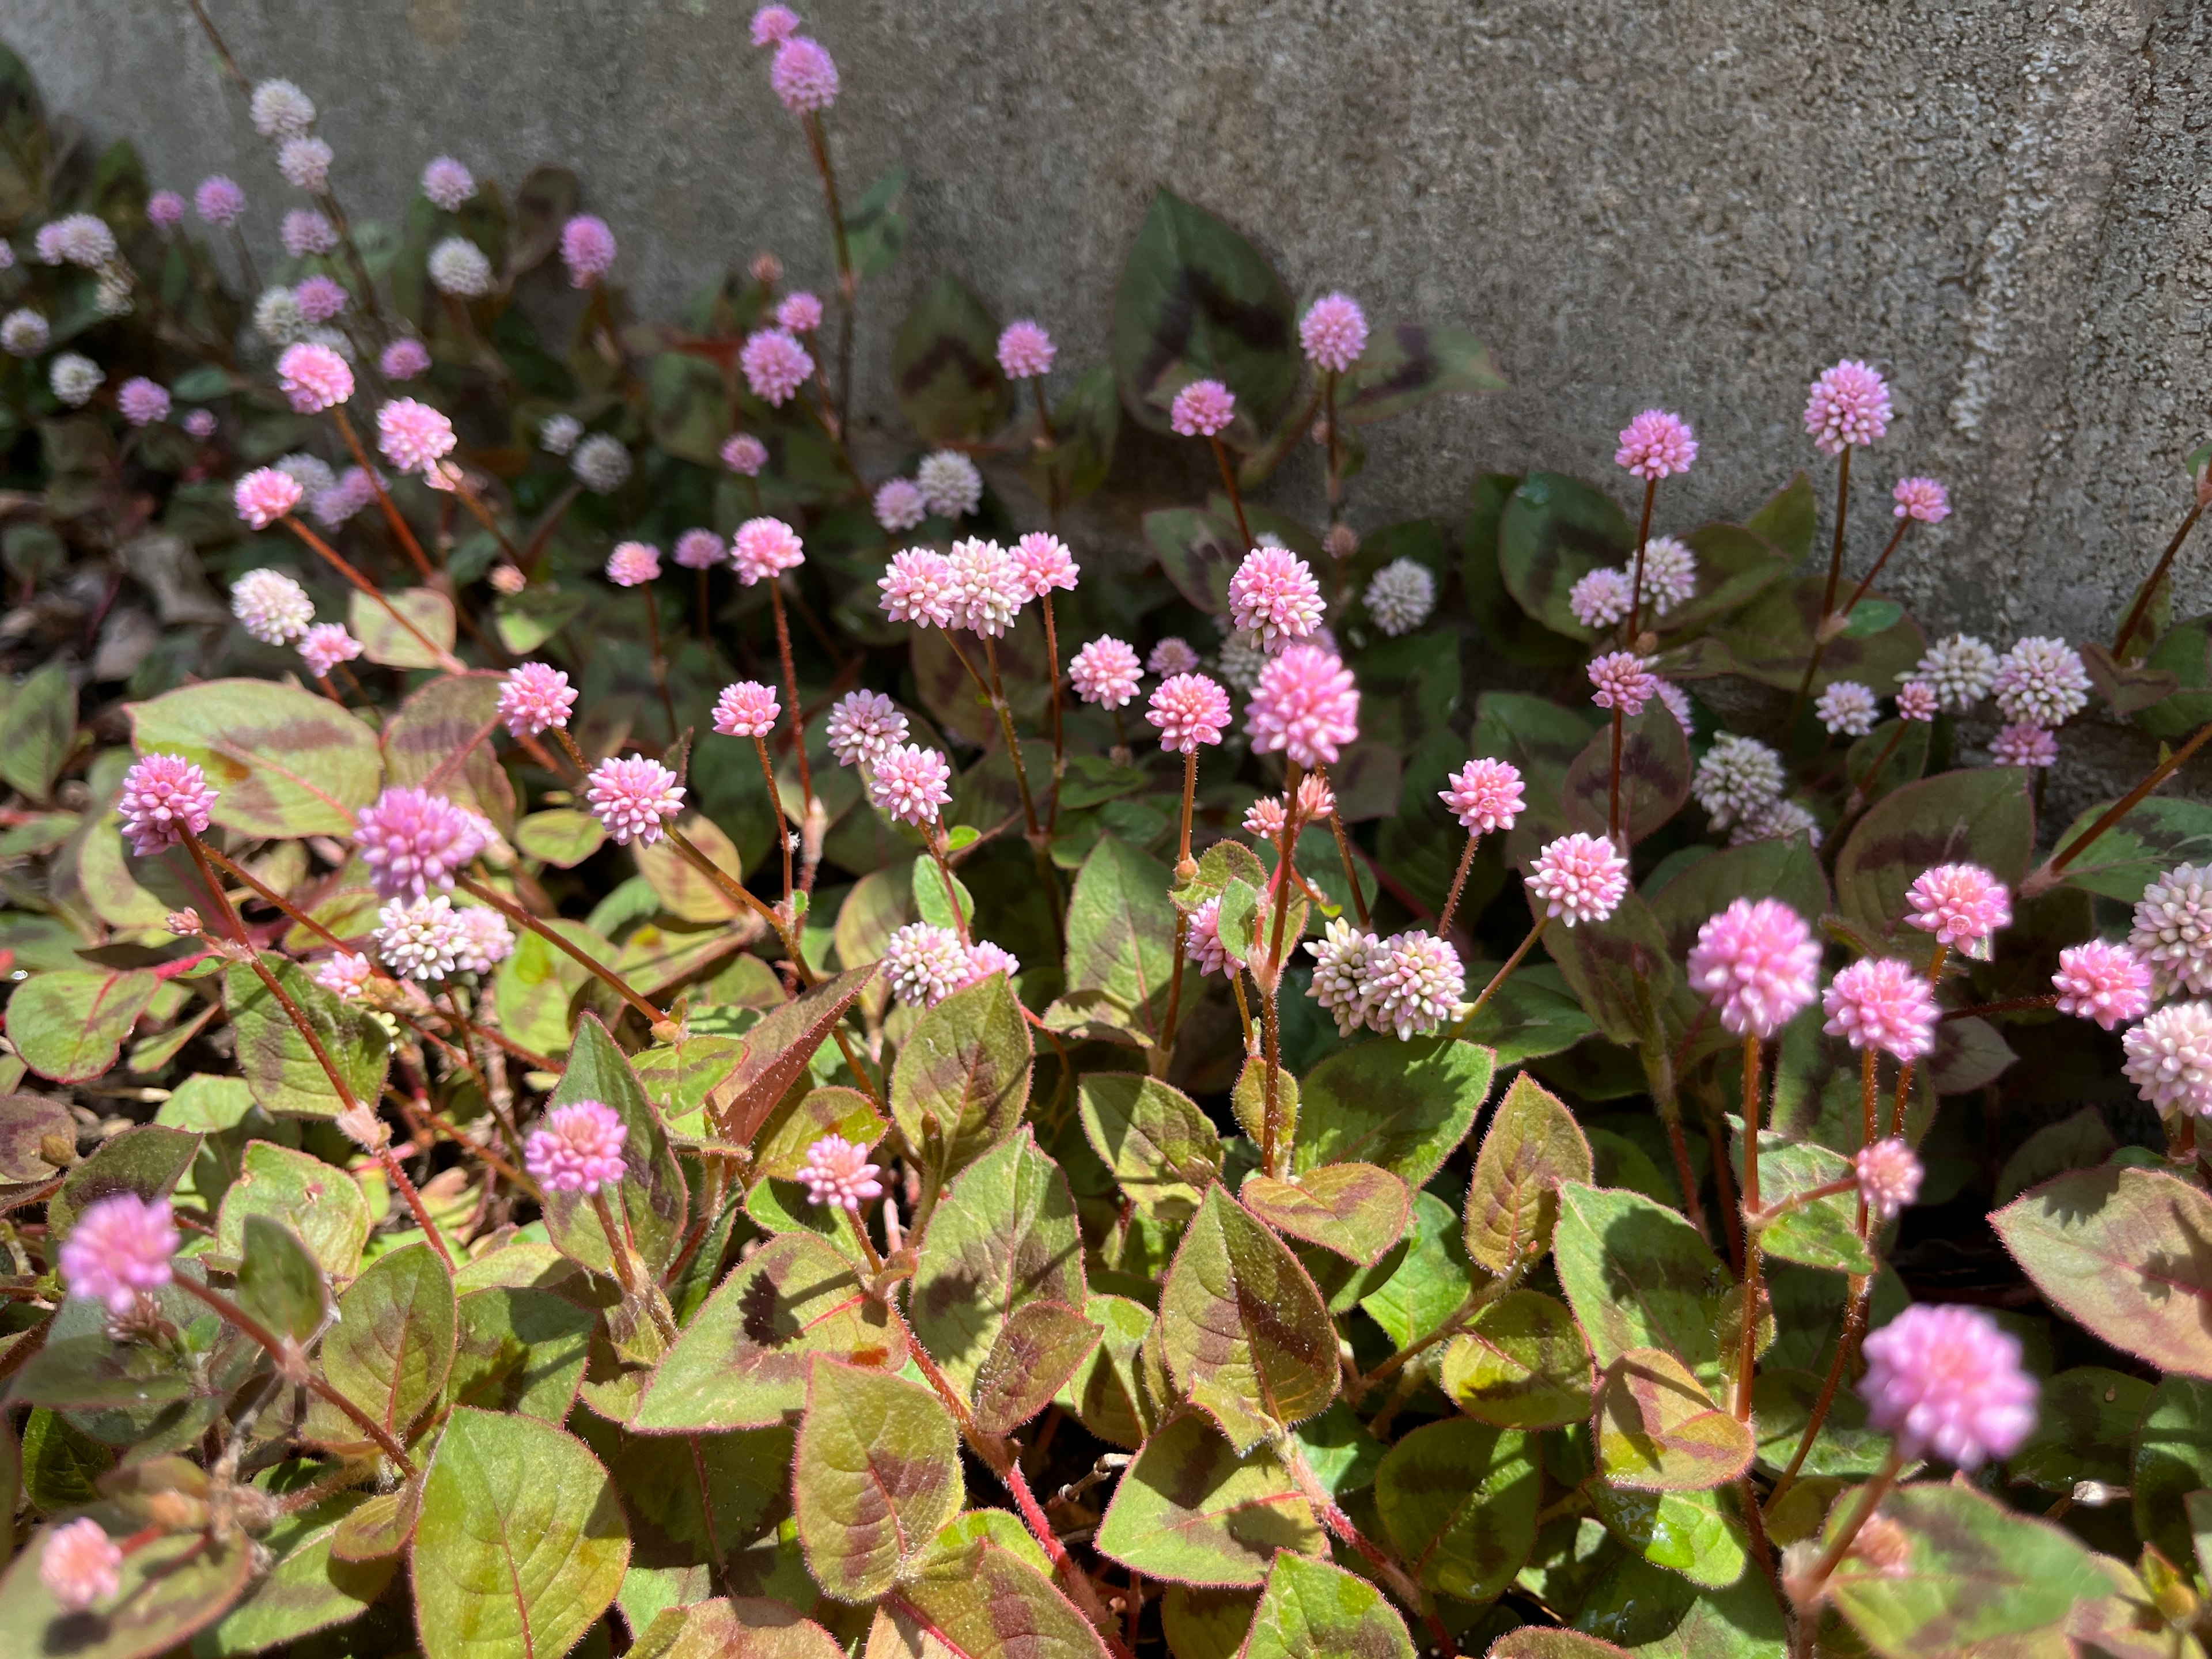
[1237,1551,1415,1659]
[1714,574,1926,697]
[1594,1347,1755,1491]
[1563,704,1691,848]
[1553,1182,1731,1396]
[49,1123,200,1237]
[445,1285,594,1423]
[543,1014,688,1277]
[6,968,159,1085]
[717,965,875,1146]
[890,972,1033,1177]
[1441,1289,1594,1430]
[330,1478,421,1562]
[1293,1036,1495,1187]
[224,953,389,1122]
[0,1518,253,1659]
[1339,322,1505,426]
[1488,1634,1634,1659]
[1497,472,1634,642]
[194,1511,399,1656]
[1094,1411,1324,1588]
[796,1358,965,1602]
[1054,1294,1157,1452]
[237,1215,328,1345]
[217,1141,371,1280]
[1240,1164,1410,1268]
[1834,769,2034,964]
[873,1537,1113,1659]
[1062,836,1187,1044]
[131,679,381,838]
[1463,1073,1594,1275]
[972,1300,1103,1437]
[1374,1418,1540,1603]
[317,1243,455,1448]
[351,586,457,671]
[635,1596,842,1659]
[1078,1071,1222,1224]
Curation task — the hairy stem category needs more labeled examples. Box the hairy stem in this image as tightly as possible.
[1736,1031,1763,1421]
[1788,445,1854,732]
[1437,832,1482,940]
[1623,475,1658,643]
[2028,710,2212,892]
[456,873,665,1024]
[2114,498,2206,661]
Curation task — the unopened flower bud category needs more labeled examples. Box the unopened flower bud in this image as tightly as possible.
[164,908,203,937]
[489,563,527,595]
[1323,523,1358,560]
[334,1103,391,1154]
[751,251,782,286]
[142,1490,209,1532]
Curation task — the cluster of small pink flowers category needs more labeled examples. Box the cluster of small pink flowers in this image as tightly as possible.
[2052,940,2152,1031]
[315,951,374,1001]
[377,398,456,474]
[279,135,334,192]
[250,79,316,139]
[1365,931,1465,1039]
[1587,651,1657,717]
[741,328,813,405]
[751,4,802,46]
[1440,758,1525,835]
[1859,1304,2038,1467]
[355,786,488,900]
[1148,638,1201,677]
[294,275,349,323]
[1012,532,1079,597]
[560,214,617,286]
[381,338,431,381]
[960,941,1020,990]
[1069,638,1142,709]
[1905,863,2011,953]
[1243,796,1287,840]
[118,377,171,426]
[733,516,806,586]
[454,907,516,974]
[916,451,983,518]
[1169,379,1235,438]
[1527,833,1630,927]
[1636,536,1699,616]
[2124,1002,2212,1118]
[1990,724,2058,769]
[299,622,362,679]
[722,432,769,476]
[873,478,927,532]
[1568,566,1632,631]
[826,690,907,767]
[283,209,339,259]
[1654,679,1695,736]
[2131,865,2212,997]
[1822,957,1939,1060]
[605,541,661,588]
[771,35,840,112]
[880,548,959,628]
[499,662,576,737]
[1228,546,1325,650]
[586,756,685,846]
[1307,918,1387,1035]
[59,1192,179,1315]
[1855,1139,1924,1222]
[147,190,186,230]
[184,408,218,440]
[883,923,972,1007]
[1815,680,1879,738]
[422,156,475,210]
[775,291,823,334]
[1185,896,1246,978]
[713,680,781,739]
[673,528,725,571]
[231,570,316,650]
[1804,358,1892,454]
[799,1135,883,1212]
[1615,408,1698,479]
[195,175,245,225]
[1991,636,2090,729]
[948,537,1025,637]
[1730,797,1822,850]
[1687,897,1821,1039]
[1297,772,1336,821]
[997,319,1056,379]
[35,213,117,268]
[525,1100,628,1195]
[1912,634,1998,711]
[1895,680,1940,722]
[1147,673,1233,754]
[1892,477,1950,522]
[869,744,952,826]
[234,468,306,532]
[277,341,353,413]
[1246,645,1359,768]
[1299,293,1368,373]
[40,1518,123,1613]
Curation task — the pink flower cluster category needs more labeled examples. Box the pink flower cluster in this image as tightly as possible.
[1804,358,1892,454]
[59,1192,178,1314]
[826,690,907,767]
[1070,638,1142,709]
[1299,294,1368,373]
[1587,652,1657,716]
[560,214,616,286]
[1822,957,1937,1059]
[586,755,685,846]
[1245,645,1359,769]
[118,753,218,856]
[1859,1304,2037,1468]
[355,786,488,900]
[1440,758,1524,835]
[499,662,576,737]
[869,744,952,826]
[1170,379,1234,438]
[1527,833,1629,927]
[1904,863,2011,953]
[734,517,806,586]
[713,680,781,739]
[1228,546,1325,650]
[1147,673,1232,754]
[799,1135,882,1211]
[1686,898,1821,1039]
[1614,408,1698,480]
[997,320,1055,380]
[525,1100,628,1195]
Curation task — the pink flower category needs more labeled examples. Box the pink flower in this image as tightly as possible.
[714,680,781,738]
[499,662,576,737]
[234,467,304,529]
[1991,637,2090,729]
[1441,758,1524,835]
[2124,1002,2212,1117]
[1147,638,1200,677]
[299,622,362,679]
[278,135,334,192]
[294,275,349,323]
[377,398,456,473]
[1367,931,1465,1039]
[1588,651,1657,716]
[316,951,373,1001]
[1615,409,1698,480]
[40,1519,122,1613]
[1859,1304,2038,1468]
[1247,644,1360,769]
[948,537,1025,637]
[1070,638,1142,709]
[1905,863,2011,952]
[1990,723,2057,769]
[277,342,353,413]
[1527,833,1630,927]
[560,214,616,286]
[874,478,927,532]
[282,209,338,258]
[826,691,907,768]
[231,568,314,643]
[1298,293,1368,373]
[722,432,769,476]
[998,319,1056,379]
[1655,679,1695,736]
[883,922,971,1007]
[1687,897,1822,1038]
[733,516,805,586]
[2052,940,2152,1031]
[1228,546,1325,650]
[1895,680,1939,722]
[674,528,725,570]
[525,1100,628,1195]
[741,328,813,406]
[380,338,431,381]
[958,940,1021,990]
[751,4,802,46]
[1187,897,1247,977]
[1244,797,1287,840]
[1148,673,1232,754]
[1822,957,1939,1060]
[1170,379,1235,438]
[869,744,953,826]
[799,1135,883,1212]
[605,541,660,588]
[1012,531,1079,597]
[147,190,187,230]
[1892,477,1950,523]
[1568,567,1632,631]
[422,156,475,210]
[1298,774,1336,820]
[184,409,218,440]
[1804,359,1892,456]
[775,290,823,332]
[1815,680,1879,738]
[115,376,170,427]
[879,549,959,628]
[194,175,245,226]
[378,895,467,982]
[587,756,685,846]
[771,36,840,112]
[1855,1138,1923,1222]
[355,786,488,900]
[59,1192,177,1315]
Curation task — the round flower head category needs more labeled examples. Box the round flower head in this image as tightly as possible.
[59,1192,177,1316]
[1228,546,1324,650]
[799,1136,884,1213]
[294,275,348,323]
[1905,863,2011,953]
[586,755,685,846]
[377,399,456,474]
[183,409,218,440]
[1731,797,1823,849]
[948,537,1025,637]
[751,4,802,46]
[1912,634,1999,711]
[956,940,1020,993]
[1,308,49,357]
[355,786,487,900]
[1895,680,1939,722]
[1687,897,1821,1039]
[1804,359,1892,455]
[882,922,971,1009]
[1655,679,1695,736]
[1823,957,1939,1060]
[118,753,217,856]
[299,622,362,679]
[40,1518,123,1614]
[1368,931,1465,1040]
[1364,558,1438,637]
[230,564,313,638]
[605,541,660,588]
[870,744,953,826]
[1012,532,1079,597]
[1297,772,1336,821]
[1244,796,1287,840]
[1990,723,2058,769]
[879,548,959,628]
[525,1101,628,1195]
[771,35,839,111]
[316,951,373,1001]
[427,235,493,296]
[2052,940,2152,1031]
[1171,378,1235,438]
[722,431,769,476]
[1527,832,1630,928]
[117,377,171,427]
[827,690,907,767]
[1247,644,1360,768]
[195,175,246,226]
[713,680,781,739]
[1859,1304,2037,1467]
[1991,636,2090,729]
[997,319,1056,379]
[1147,672,1233,754]
[775,290,824,333]
[1307,918,1385,1036]
[279,135,334,192]
[916,450,984,520]
[1892,476,1950,522]
[253,286,306,345]
[2124,1002,2212,1118]
[1148,637,1201,677]
[1441,757,1525,835]
[380,337,431,381]
[740,327,812,406]
[35,213,117,268]
[147,189,186,229]
[51,354,101,408]
[1300,293,1368,373]
[1588,652,1657,716]
[874,478,927,532]
[283,210,339,259]
[1069,637,1142,709]
[279,450,340,502]
[1569,566,1633,631]
[1615,408,1698,480]
[453,906,516,974]
[571,433,632,493]
[1815,680,1879,737]
[1637,535,1699,616]
[1855,1139,1923,1222]
[422,156,475,210]
[499,663,576,737]
[251,78,316,139]
[2132,864,2212,997]
[1186,897,1248,978]
[674,527,725,571]
[560,214,616,286]
[1692,733,1786,830]
[277,341,353,413]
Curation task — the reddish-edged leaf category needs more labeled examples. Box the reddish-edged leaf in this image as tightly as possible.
[972,1300,1103,1437]
[5,967,156,1084]
[1441,1289,1594,1430]
[794,1358,964,1601]
[1463,1073,1593,1275]
[131,678,381,838]
[1239,1163,1409,1267]
[1594,1347,1754,1491]
[1094,1411,1324,1588]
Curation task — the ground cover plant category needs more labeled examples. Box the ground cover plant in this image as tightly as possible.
[3,7,2212,1658]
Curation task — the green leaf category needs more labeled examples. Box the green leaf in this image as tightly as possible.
[647,351,729,465]
[541,1014,688,1277]
[6,967,157,1084]
[1640,522,1793,637]
[1834,769,2034,964]
[972,1300,1103,1437]
[1711,576,1926,697]
[2041,796,2212,900]
[49,1123,199,1237]
[8,1335,195,1413]
[0,1090,71,1180]
[1238,1551,1415,1658]
[631,1032,748,1142]
[216,1141,371,1279]
[1359,1190,1474,1350]
[1563,703,1692,847]
[1463,1072,1593,1276]
[0,660,75,800]
[494,917,603,1060]
[1339,322,1506,426]
[892,272,1013,445]
[350,586,457,671]
[1374,1418,1540,1603]
[1077,1072,1222,1225]
[237,1214,328,1344]
[446,1285,594,1422]
[223,955,389,1122]
[1456,964,1598,1067]
[1161,1586,1261,1659]
[1996,1108,2117,1205]
[1647,837,1831,964]
[380,672,517,835]
[1062,835,1188,1044]
[2134,1376,2212,1564]
[752,1085,885,1180]
[516,808,606,868]
[1023,362,1120,505]
[1586,1483,1747,1592]
[20,1407,112,1513]
[1160,1185,1339,1452]
[1539,887,1689,1055]
[1144,506,1243,615]
[1553,1182,1731,1396]
[1497,472,1633,641]
[632,1596,842,1659]
[1441,1290,1594,1430]
[634,813,749,925]
[1294,1036,1494,1187]
[132,679,381,838]
[493,587,585,656]
[317,1243,454,1449]
[2003,1365,2149,1496]
[890,973,1033,1178]
[1740,1131,1871,1275]
[1594,1348,1755,1491]
[873,1536,1114,1659]
[794,1358,965,1600]
[1491,1635,1633,1659]
[412,1407,630,1659]
[634,1232,904,1432]
[0,1520,253,1659]
[1094,1411,1324,1588]
[1469,692,1599,848]
[1055,1293,1157,1451]
[192,1512,398,1656]
[1240,1163,1408,1267]
[718,966,875,1146]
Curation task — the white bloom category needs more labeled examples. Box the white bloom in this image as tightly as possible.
[540,413,582,456]
[1637,534,1699,616]
[915,450,982,519]
[427,237,494,298]
[571,433,633,493]
[49,353,101,408]
[1,308,50,357]
[1814,680,1878,738]
[253,286,308,346]
[275,452,338,499]
[1365,558,1437,637]
[1911,634,1999,712]
[2123,1001,2212,1118]
[2132,864,2212,998]
[1991,636,2090,729]
[1306,918,1384,1036]
[1693,733,1786,830]
[250,79,317,139]
[1729,797,1823,849]
[231,569,316,645]
[376,895,466,982]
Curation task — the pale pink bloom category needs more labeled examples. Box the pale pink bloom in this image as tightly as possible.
[1367,931,1465,1039]
[1990,723,2058,769]
[799,1136,884,1212]
[1297,292,1368,373]
[1615,409,1698,480]
[380,338,431,381]
[1912,635,1999,711]
[947,537,1025,637]
[879,548,959,628]
[1170,379,1235,438]
[2132,865,2212,997]
[771,36,839,112]
[1012,532,1079,597]
[147,190,187,230]
[714,680,781,738]
[1655,679,1695,736]
[118,377,171,426]
[278,341,353,413]
[282,209,338,259]
[1365,558,1436,635]
[1186,897,1247,978]
[733,516,806,585]
[1991,637,2090,729]
[605,541,661,588]
[1228,546,1325,650]
[1636,535,1699,616]
[751,4,802,46]
[1687,897,1822,1039]
[916,452,982,518]
[1694,733,1786,829]
[2125,1002,2212,1118]
[183,409,218,440]
[36,214,115,268]
[1147,637,1200,677]
[195,175,245,226]
[488,563,528,595]
[230,567,313,645]
[1895,680,1939,722]
[278,134,333,192]
[525,1100,628,1195]
[249,79,316,139]
[234,467,304,531]
[1892,477,1950,522]
[1859,1305,2037,1467]
[722,432,768,476]
[1804,359,1892,455]
[316,951,373,1001]
[377,398,456,473]
[1822,957,1939,1060]
[1147,672,1232,754]
[741,328,813,405]
[874,478,927,532]
[1568,566,1632,631]
[1297,773,1336,821]
[1732,797,1823,850]
[825,690,907,767]
[40,1519,122,1613]
[1815,680,1879,738]
[882,922,970,1008]
[1069,638,1143,709]
[2052,941,2152,1032]
[559,215,616,287]
[1247,644,1359,769]
[1905,863,2011,952]
[1244,797,1287,840]
[1588,651,1657,716]
[299,622,362,679]
[674,527,725,570]
[1855,1138,1923,1222]
[587,755,685,846]
[453,907,515,974]
[294,275,349,323]
[958,940,1021,990]
[422,156,475,210]
[1441,758,1525,835]
[998,319,1056,379]
[1307,918,1384,1035]
[1527,833,1630,928]
[355,786,488,900]
[59,1192,177,1315]
[499,662,576,737]
[869,744,952,826]
[775,290,823,332]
